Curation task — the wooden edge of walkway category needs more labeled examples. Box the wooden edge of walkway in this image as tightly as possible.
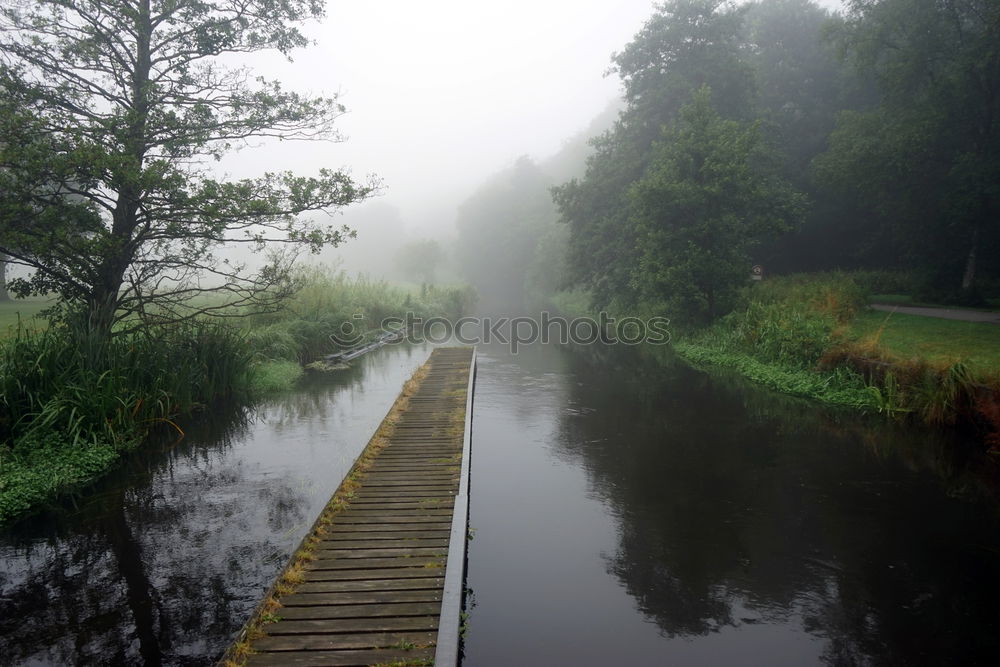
[218,346,476,667]
[433,347,476,667]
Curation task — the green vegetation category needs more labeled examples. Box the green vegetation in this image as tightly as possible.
[0,300,50,333]
[0,270,475,524]
[672,273,874,407]
[0,0,376,339]
[452,0,1000,446]
[0,321,254,521]
[671,273,1000,442]
[0,1,484,524]
[849,311,1000,377]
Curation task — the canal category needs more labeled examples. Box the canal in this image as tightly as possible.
[1,340,999,664]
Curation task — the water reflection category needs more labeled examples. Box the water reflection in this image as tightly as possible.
[465,342,1000,666]
[0,343,432,665]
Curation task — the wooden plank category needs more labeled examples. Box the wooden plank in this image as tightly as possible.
[320,530,451,542]
[226,348,475,667]
[252,631,437,652]
[319,522,453,532]
[310,556,445,571]
[302,567,447,582]
[245,647,435,666]
[313,547,446,559]
[276,601,442,620]
[280,589,442,607]
[296,578,443,594]
[314,538,448,550]
[262,616,440,635]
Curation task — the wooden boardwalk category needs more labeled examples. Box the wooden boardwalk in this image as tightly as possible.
[223,347,476,667]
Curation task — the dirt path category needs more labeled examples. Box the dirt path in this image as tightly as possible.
[870,303,1000,325]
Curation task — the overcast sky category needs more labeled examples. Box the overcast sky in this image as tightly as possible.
[221,0,845,238]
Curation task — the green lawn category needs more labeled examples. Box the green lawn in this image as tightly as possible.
[0,300,52,336]
[850,309,1000,377]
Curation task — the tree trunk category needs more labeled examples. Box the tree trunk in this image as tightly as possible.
[0,254,9,302]
[961,225,980,293]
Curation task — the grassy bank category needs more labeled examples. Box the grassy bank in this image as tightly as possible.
[0,269,477,524]
[549,272,1000,447]
[672,273,1000,446]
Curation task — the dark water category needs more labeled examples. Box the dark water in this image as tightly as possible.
[463,343,1000,666]
[2,341,999,665]
[0,343,434,666]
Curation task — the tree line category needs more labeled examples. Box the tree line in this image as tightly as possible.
[457,0,1000,323]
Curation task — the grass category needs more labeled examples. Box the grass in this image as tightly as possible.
[0,321,255,522]
[0,267,478,524]
[661,273,1000,443]
[0,299,52,335]
[850,309,1000,378]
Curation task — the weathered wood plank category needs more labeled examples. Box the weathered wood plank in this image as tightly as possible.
[320,530,451,542]
[245,647,435,666]
[276,601,442,620]
[315,538,448,550]
[310,556,444,571]
[302,567,447,582]
[280,589,442,607]
[262,616,441,636]
[319,522,453,532]
[295,578,443,594]
[226,348,474,667]
[314,547,446,559]
[252,631,436,652]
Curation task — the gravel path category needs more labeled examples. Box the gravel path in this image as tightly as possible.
[870,303,1000,325]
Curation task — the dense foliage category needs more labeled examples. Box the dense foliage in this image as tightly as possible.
[0,0,376,337]
[456,0,1000,320]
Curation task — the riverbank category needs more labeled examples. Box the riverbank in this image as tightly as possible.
[674,273,1000,446]
[551,272,1000,448]
[0,269,476,524]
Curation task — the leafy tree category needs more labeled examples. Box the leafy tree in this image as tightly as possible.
[820,0,1000,300]
[628,88,806,323]
[394,239,445,285]
[612,0,755,132]
[0,0,376,337]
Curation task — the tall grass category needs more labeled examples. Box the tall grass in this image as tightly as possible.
[0,321,254,521]
[675,272,1000,443]
[244,269,477,366]
[0,268,479,522]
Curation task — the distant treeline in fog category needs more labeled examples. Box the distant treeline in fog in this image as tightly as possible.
[455,0,1000,321]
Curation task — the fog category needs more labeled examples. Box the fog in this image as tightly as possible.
[216,0,843,277]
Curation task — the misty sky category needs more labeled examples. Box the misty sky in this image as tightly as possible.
[221,0,845,239]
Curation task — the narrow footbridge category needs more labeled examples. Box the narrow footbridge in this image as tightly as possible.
[222,347,476,667]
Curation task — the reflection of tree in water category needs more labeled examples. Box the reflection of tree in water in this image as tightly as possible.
[0,344,431,664]
[553,344,1000,663]
[0,404,305,665]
